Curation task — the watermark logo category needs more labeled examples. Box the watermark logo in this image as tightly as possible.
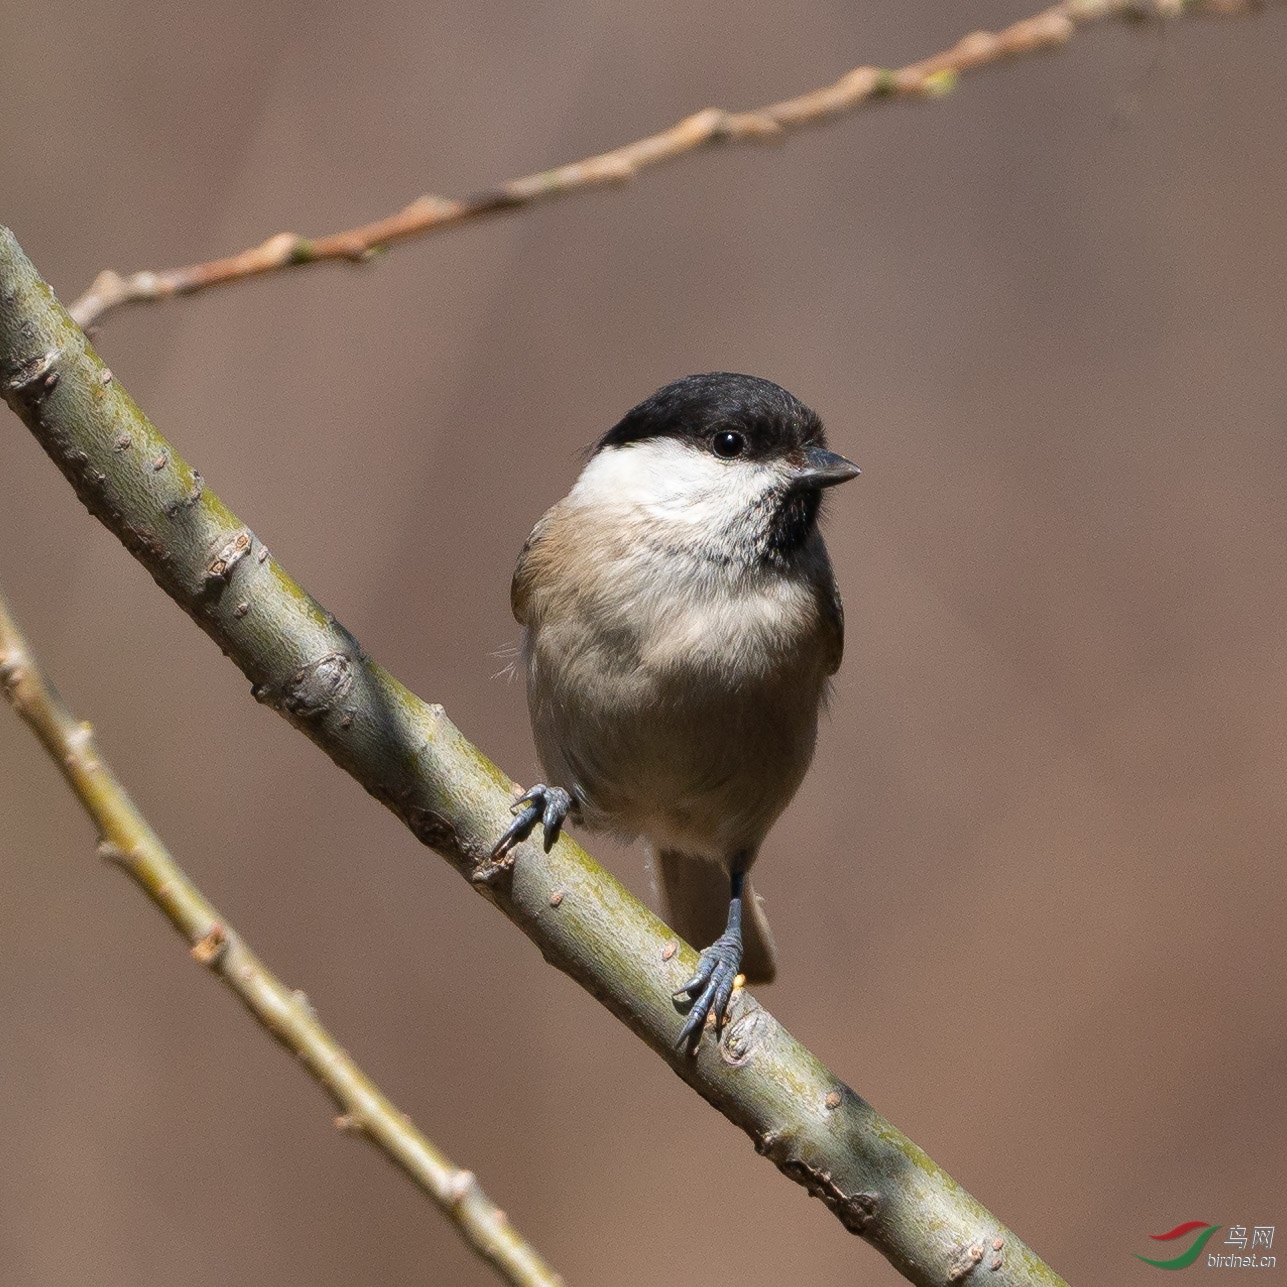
[1136,1222,1276,1271]
[1136,1223,1224,1270]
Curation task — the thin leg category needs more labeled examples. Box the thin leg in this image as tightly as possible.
[674,869,745,1051]
[491,784,573,860]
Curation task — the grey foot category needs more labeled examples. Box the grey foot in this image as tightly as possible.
[491,784,573,860]
[674,930,743,1051]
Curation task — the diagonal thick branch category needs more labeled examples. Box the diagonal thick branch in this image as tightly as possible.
[0,590,564,1287]
[0,228,1068,1286]
[67,0,1261,328]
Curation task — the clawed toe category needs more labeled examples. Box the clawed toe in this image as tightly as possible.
[674,934,743,1051]
[491,784,573,859]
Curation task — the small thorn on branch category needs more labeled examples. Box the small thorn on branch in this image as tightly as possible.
[96,840,130,867]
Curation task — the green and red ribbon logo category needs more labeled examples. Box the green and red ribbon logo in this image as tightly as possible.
[1135,1222,1223,1270]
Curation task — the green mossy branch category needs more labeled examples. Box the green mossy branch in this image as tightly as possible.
[0,227,1068,1287]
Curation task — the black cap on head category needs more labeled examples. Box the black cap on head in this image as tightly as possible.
[595,373,826,459]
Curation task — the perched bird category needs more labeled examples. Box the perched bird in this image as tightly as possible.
[493,373,858,1047]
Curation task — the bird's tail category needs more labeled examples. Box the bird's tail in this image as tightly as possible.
[652,849,777,985]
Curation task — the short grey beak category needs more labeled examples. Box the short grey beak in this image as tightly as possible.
[795,446,861,489]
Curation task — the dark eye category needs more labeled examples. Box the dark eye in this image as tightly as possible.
[712,430,745,459]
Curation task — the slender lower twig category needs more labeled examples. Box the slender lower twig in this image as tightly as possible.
[0,593,564,1287]
[66,0,1261,328]
[0,231,1070,1285]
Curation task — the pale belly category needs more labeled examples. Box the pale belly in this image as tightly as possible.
[524,597,828,861]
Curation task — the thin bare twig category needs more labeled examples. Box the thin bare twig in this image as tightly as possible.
[0,591,565,1287]
[67,0,1261,328]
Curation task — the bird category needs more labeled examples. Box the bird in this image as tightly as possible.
[492,372,859,1048]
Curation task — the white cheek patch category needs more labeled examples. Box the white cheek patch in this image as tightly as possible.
[569,439,785,529]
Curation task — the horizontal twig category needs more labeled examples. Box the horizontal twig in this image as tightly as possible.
[1,229,1070,1285]
[0,590,565,1287]
[67,0,1262,328]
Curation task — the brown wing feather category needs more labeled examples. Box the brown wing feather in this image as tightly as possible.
[510,511,554,626]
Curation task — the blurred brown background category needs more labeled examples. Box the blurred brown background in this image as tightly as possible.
[2,3,1285,1284]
